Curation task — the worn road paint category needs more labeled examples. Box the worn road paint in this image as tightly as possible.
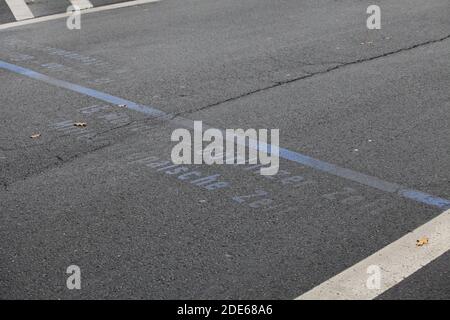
[0,59,449,210]
[50,102,394,215]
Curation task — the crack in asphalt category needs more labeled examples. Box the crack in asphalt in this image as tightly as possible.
[0,142,112,192]
[1,142,114,191]
[1,33,449,191]
[86,117,163,140]
[173,33,450,118]
[0,117,161,153]
[0,117,166,190]
[53,142,112,165]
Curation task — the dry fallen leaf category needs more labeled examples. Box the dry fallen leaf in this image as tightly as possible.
[30,133,41,139]
[73,122,87,127]
[416,237,429,247]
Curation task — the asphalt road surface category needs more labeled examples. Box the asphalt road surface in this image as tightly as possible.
[0,0,449,299]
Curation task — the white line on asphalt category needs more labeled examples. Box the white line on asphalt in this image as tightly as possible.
[0,0,160,31]
[69,0,93,10]
[5,0,34,21]
[296,209,450,300]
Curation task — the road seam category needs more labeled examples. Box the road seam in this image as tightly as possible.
[176,33,450,117]
[0,59,449,210]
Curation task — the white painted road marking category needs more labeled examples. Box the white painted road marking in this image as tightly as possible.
[296,209,450,300]
[69,0,93,10]
[0,0,161,30]
[5,0,34,21]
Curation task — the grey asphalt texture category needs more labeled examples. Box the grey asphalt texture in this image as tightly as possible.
[0,0,449,299]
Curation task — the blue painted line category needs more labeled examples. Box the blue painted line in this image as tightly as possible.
[279,148,450,209]
[1,59,449,210]
[398,189,450,210]
[0,60,169,119]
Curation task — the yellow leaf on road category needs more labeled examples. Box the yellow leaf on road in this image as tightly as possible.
[416,237,429,247]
